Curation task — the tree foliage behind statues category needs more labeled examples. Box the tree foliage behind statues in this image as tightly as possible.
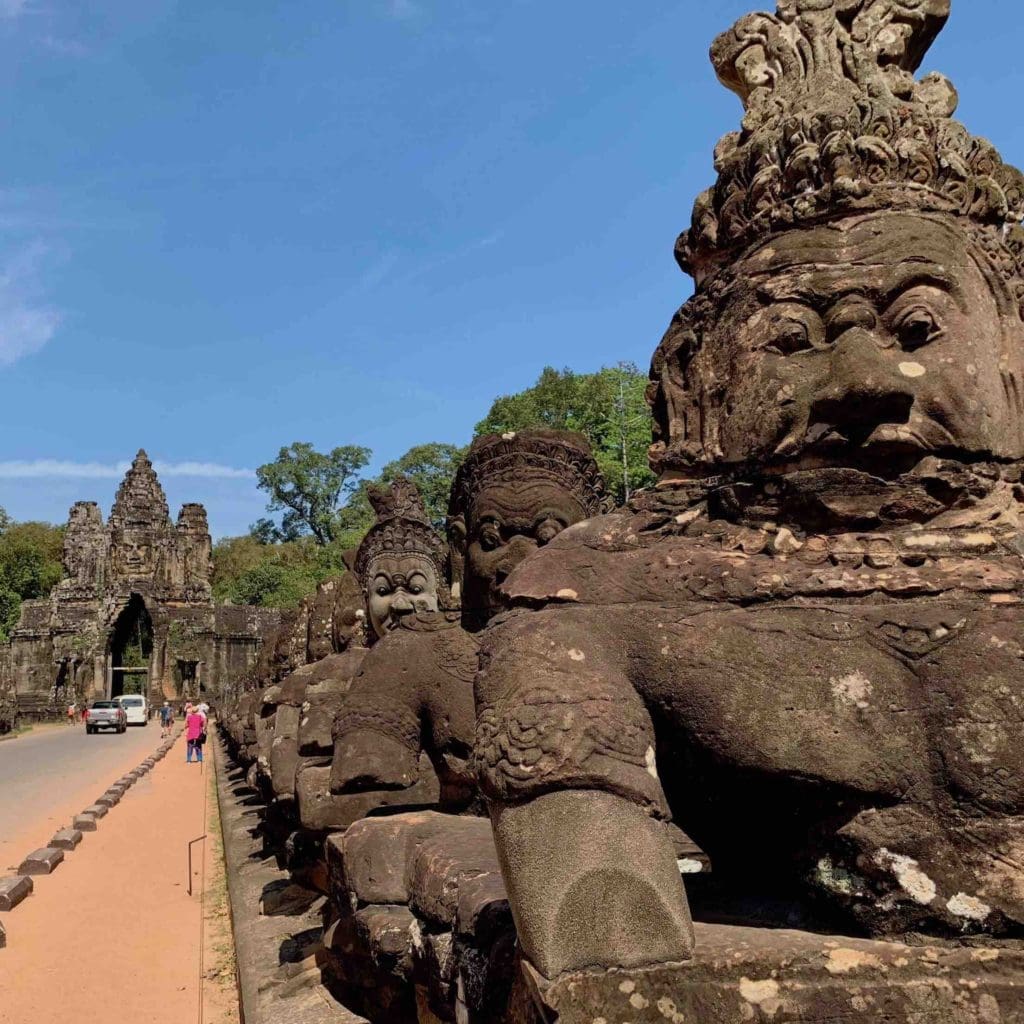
[475,363,654,503]
[218,362,655,607]
[211,534,347,609]
[0,511,64,642]
[229,442,468,606]
[254,442,371,545]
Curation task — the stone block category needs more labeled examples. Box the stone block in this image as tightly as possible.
[95,793,119,809]
[73,814,98,832]
[297,764,440,836]
[509,924,1024,1024]
[49,828,83,851]
[408,818,501,927]
[18,847,64,875]
[454,869,512,941]
[82,803,108,819]
[259,881,320,917]
[0,917,5,947]
[0,875,33,910]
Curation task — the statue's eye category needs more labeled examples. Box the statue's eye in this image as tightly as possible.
[375,584,390,597]
[894,306,943,351]
[479,525,502,551]
[759,304,825,356]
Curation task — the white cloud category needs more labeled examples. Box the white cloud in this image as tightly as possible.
[0,459,254,480]
[0,242,62,367]
[156,461,254,480]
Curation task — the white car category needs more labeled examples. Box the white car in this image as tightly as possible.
[115,694,149,726]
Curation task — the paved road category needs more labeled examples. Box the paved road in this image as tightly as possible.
[0,722,163,870]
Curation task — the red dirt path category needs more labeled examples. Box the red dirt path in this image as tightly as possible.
[0,734,237,1024]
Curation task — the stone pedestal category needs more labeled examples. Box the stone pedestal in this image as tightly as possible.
[510,924,1024,1024]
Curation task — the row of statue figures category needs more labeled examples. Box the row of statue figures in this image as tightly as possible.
[224,2,1023,1021]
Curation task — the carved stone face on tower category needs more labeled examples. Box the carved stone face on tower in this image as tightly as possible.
[354,477,450,640]
[114,536,154,577]
[448,431,609,629]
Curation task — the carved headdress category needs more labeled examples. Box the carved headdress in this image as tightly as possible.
[354,476,452,604]
[448,430,611,522]
[680,0,1024,307]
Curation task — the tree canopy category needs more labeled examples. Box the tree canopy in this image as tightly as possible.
[475,363,654,503]
[255,442,371,545]
[218,363,655,607]
[212,534,345,609]
[0,511,64,643]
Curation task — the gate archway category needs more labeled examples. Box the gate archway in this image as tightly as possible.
[109,594,153,698]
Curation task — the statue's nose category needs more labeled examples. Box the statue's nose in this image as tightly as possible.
[390,593,415,616]
[809,327,915,443]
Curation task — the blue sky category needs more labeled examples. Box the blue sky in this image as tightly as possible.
[1,0,1023,538]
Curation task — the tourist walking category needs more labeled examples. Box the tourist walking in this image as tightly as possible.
[159,700,174,738]
[185,706,206,764]
[67,702,76,726]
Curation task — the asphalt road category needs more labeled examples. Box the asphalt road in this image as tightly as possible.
[0,721,163,871]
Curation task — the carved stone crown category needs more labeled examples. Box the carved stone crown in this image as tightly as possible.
[355,476,450,595]
[449,430,611,521]
[680,0,1024,309]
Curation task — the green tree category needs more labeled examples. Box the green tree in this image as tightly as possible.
[0,512,64,642]
[255,442,372,545]
[380,442,466,526]
[475,363,654,503]
[212,534,347,609]
[330,442,466,550]
[332,481,375,553]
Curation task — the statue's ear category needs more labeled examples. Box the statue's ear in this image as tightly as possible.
[447,517,467,605]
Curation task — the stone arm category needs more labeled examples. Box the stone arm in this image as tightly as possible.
[474,606,695,979]
[330,622,479,807]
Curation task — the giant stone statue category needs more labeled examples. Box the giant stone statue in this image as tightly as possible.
[476,1,1024,1018]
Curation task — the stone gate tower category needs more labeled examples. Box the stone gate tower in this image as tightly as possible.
[2,451,281,717]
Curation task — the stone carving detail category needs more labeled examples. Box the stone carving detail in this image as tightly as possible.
[330,433,614,816]
[449,430,610,630]
[653,0,1024,480]
[354,476,452,639]
[682,0,1024,286]
[62,502,106,597]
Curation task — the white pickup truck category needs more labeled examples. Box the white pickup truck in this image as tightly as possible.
[86,701,127,734]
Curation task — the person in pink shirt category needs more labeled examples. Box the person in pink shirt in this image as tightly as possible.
[186,709,206,764]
